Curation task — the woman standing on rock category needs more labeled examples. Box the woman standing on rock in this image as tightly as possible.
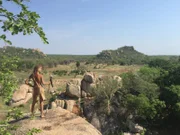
[25,65,50,118]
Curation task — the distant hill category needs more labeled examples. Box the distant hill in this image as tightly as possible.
[1,46,179,68]
[0,46,47,59]
[96,46,148,65]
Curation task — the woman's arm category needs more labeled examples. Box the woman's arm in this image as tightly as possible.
[41,75,50,85]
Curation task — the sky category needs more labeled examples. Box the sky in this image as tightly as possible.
[1,0,180,55]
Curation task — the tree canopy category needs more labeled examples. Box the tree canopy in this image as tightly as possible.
[0,0,48,45]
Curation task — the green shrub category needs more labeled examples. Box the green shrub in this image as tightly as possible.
[53,70,67,76]
[91,77,120,115]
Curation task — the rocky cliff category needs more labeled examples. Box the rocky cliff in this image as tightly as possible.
[12,107,102,135]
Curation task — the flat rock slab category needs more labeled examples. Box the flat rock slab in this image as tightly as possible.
[12,107,102,135]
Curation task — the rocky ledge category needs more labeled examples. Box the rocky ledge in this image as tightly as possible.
[12,107,102,135]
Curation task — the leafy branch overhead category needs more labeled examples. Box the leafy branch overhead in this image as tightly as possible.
[0,0,49,44]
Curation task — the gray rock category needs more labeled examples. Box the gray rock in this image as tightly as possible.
[66,83,81,98]
[12,84,29,102]
[83,72,95,83]
[51,101,57,109]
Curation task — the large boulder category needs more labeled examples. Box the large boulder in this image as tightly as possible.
[11,93,32,107]
[66,79,87,98]
[11,100,26,107]
[83,72,96,83]
[66,83,81,98]
[52,99,82,116]
[12,84,29,102]
[81,80,96,93]
[12,107,102,135]
[69,79,82,86]
[24,93,32,103]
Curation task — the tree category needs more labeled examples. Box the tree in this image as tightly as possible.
[76,61,80,69]
[91,77,121,115]
[0,1,48,134]
[126,94,166,120]
[0,0,48,45]
[138,66,161,83]
[161,85,180,115]
[148,59,173,70]
[121,71,160,99]
[0,56,19,102]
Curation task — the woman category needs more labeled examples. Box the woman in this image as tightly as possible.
[25,65,50,118]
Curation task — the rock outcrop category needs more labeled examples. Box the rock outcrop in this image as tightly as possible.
[12,107,102,135]
[81,72,96,96]
[11,84,33,107]
[65,72,96,98]
[65,79,82,98]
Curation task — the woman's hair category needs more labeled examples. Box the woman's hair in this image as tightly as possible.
[33,65,43,74]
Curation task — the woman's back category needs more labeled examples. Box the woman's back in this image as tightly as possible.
[31,73,43,87]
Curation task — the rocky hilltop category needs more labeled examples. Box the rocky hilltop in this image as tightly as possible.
[12,107,102,135]
[96,46,148,64]
[0,46,46,59]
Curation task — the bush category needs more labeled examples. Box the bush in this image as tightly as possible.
[126,94,165,120]
[53,70,67,76]
[91,77,121,115]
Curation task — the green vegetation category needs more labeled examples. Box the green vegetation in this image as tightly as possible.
[53,70,68,76]
[1,45,179,74]
[0,107,23,135]
[0,0,48,44]
[0,46,47,59]
[90,59,180,134]
[0,1,180,135]
[26,128,41,135]
[0,56,18,103]
[0,46,95,71]
[1,44,180,134]
[91,77,121,115]
[0,0,48,135]
[96,46,148,65]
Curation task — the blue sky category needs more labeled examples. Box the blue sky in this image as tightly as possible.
[1,0,180,55]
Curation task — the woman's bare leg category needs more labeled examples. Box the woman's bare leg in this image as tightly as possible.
[31,99,36,115]
[40,96,45,118]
